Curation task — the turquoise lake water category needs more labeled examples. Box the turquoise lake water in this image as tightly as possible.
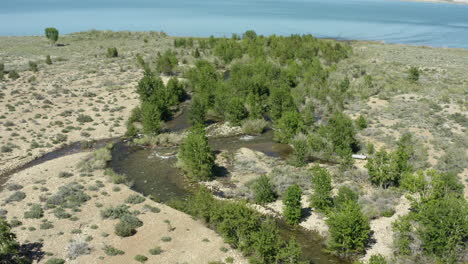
[1,0,468,48]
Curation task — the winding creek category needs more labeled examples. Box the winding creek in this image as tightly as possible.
[1,105,348,264]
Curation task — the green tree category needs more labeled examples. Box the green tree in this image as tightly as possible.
[276,239,306,264]
[251,219,279,263]
[365,149,399,188]
[156,50,178,75]
[283,185,302,225]
[274,111,304,143]
[310,166,333,213]
[0,218,29,264]
[289,135,308,167]
[251,175,276,204]
[243,30,258,40]
[136,71,170,119]
[188,96,206,126]
[45,27,59,45]
[140,101,161,134]
[166,77,185,106]
[178,126,214,181]
[327,200,370,256]
[416,196,467,262]
[225,97,247,125]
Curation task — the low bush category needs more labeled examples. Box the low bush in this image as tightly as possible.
[47,182,90,209]
[149,246,162,255]
[134,255,148,263]
[28,61,38,72]
[250,175,276,204]
[66,238,91,259]
[124,194,146,204]
[101,204,130,219]
[103,245,125,256]
[45,258,65,264]
[5,191,26,203]
[241,119,268,135]
[107,47,119,58]
[24,204,44,219]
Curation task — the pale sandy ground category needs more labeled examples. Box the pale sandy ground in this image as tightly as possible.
[0,152,246,264]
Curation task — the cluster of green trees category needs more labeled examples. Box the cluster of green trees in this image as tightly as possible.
[365,133,414,188]
[393,169,467,263]
[127,69,185,136]
[172,188,307,264]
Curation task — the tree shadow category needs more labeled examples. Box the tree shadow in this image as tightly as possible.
[20,242,45,262]
[300,207,313,222]
[213,164,230,178]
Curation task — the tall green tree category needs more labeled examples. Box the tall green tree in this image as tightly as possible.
[326,200,370,256]
[178,126,214,181]
[365,149,399,188]
[251,219,280,263]
[283,185,302,225]
[44,27,59,45]
[310,166,333,213]
[166,77,185,106]
[0,218,29,264]
[140,101,161,135]
[188,96,207,126]
[225,97,247,125]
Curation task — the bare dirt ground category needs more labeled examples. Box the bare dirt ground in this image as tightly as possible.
[0,152,246,264]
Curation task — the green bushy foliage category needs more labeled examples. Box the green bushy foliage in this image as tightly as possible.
[310,166,333,213]
[251,175,277,204]
[8,70,19,80]
[274,111,304,143]
[106,47,118,58]
[178,126,214,181]
[326,200,370,256]
[45,55,52,65]
[408,66,419,82]
[24,204,44,219]
[156,50,178,75]
[333,186,359,210]
[283,185,302,225]
[28,61,38,72]
[45,27,59,45]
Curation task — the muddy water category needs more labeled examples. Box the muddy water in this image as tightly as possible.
[108,132,347,264]
[108,130,293,202]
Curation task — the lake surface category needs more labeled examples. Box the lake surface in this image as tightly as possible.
[1,0,468,48]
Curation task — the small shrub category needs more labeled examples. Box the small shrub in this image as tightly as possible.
[8,70,19,80]
[408,66,420,82]
[250,175,276,204]
[143,204,161,213]
[45,258,65,264]
[104,168,127,184]
[45,55,52,65]
[24,204,44,219]
[76,114,93,123]
[101,204,130,219]
[125,194,146,204]
[242,119,268,135]
[29,61,38,72]
[5,191,26,203]
[283,185,303,225]
[9,219,22,227]
[6,184,23,191]
[103,245,125,256]
[355,115,368,129]
[149,246,163,255]
[53,207,71,219]
[40,221,54,230]
[134,255,148,263]
[58,171,73,178]
[66,238,91,259]
[107,47,119,58]
[161,236,172,242]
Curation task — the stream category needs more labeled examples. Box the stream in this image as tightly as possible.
[0,103,348,264]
